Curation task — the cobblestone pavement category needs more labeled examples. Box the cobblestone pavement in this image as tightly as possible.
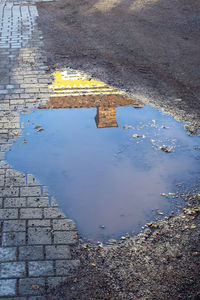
[0,0,80,298]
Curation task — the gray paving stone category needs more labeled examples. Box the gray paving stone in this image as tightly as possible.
[0,279,17,297]
[28,297,47,300]
[20,186,41,197]
[55,260,80,276]
[29,261,54,277]
[27,174,41,186]
[45,245,71,260]
[0,262,26,278]
[0,247,17,262]
[5,176,26,186]
[42,186,49,196]
[47,276,68,289]
[20,208,43,219]
[0,2,79,298]
[0,187,20,197]
[44,208,66,219]
[19,278,45,296]
[28,219,50,227]
[53,231,77,245]
[2,232,26,247]
[51,196,58,207]
[3,220,26,232]
[2,298,26,300]
[4,197,26,208]
[19,246,44,261]
[27,196,49,208]
[0,208,18,219]
[28,227,51,245]
[52,219,76,231]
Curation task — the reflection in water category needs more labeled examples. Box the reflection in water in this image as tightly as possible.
[42,94,144,128]
[46,68,144,128]
[6,69,200,243]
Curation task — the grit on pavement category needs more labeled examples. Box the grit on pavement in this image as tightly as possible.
[0,1,80,298]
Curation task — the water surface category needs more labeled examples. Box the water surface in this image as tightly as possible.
[6,105,200,242]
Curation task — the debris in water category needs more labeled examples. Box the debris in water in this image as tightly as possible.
[152,120,156,128]
[160,145,173,153]
[12,130,20,135]
[99,225,105,229]
[123,125,132,129]
[161,193,169,197]
[37,128,44,132]
[34,124,42,129]
[132,134,146,138]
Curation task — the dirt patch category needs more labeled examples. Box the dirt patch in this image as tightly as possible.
[37,0,200,132]
[47,194,200,299]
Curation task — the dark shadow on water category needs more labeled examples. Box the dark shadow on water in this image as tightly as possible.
[6,102,200,242]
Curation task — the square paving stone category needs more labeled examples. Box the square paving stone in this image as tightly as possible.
[19,278,45,296]
[0,262,26,278]
[28,219,50,227]
[55,260,80,276]
[28,227,51,245]
[52,219,76,231]
[19,246,44,261]
[0,208,18,219]
[0,247,17,262]
[45,245,71,260]
[0,187,19,197]
[4,197,26,208]
[29,261,54,277]
[53,231,77,245]
[20,208,42,219]
[3,220,26,232]
[0,279,16,297]
[2,232,26,246]
[47,276,68,289]
[44,208,66,219]
[27,196,50,208]
[20,186,41,197]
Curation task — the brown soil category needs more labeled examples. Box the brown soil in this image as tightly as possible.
[37,0,200,132]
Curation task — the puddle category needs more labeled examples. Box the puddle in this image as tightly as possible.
[5,69,200,243]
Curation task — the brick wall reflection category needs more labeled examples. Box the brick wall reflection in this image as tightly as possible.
[40,94,144,128]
